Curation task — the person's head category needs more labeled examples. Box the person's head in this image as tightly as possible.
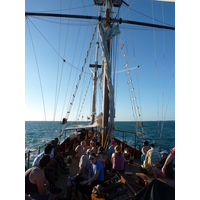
[51,140,56,148]
[44,144,53,154]
[38,155,50,168]
[143,141,148,147]
[114,145,121,155]
[75,145,83,157]
[96,142,101,148]
[160,150,168,158]
[54,137,58,144]
[80,141,86,147]
[86,148,93,155]
[150,143,155,148]
[89,153,97,164]
[97,146,105,155]
[111,139,115,146]
[90,140,95,146]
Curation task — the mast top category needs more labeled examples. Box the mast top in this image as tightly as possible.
[94,0,123,7]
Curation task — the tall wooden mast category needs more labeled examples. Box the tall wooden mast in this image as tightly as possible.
[90,35,101,124]
[94,0,122,147]
[101,0,110,147]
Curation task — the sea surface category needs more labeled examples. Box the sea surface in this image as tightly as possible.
[25,121,175,167]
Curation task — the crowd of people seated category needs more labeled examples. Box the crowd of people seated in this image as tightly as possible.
[25,137,66,200]
[25,134,124,199]
[140,141,175,180]
[28,131,179,200]
[60,136,124,199]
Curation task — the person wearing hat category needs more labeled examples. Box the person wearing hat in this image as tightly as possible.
[152,149,173,179]
[111,145,125,173]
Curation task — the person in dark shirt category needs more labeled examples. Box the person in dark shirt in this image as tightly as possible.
[25,155,60,200]
[152,150,173,179]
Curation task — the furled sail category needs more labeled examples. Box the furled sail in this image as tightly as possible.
[98,23,120,135]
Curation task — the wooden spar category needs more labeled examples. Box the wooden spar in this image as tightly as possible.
[25,12,175,30]
[102,1,110,147]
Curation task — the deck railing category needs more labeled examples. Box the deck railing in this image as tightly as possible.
[25,143,46,169]
[114,129,139,149]
[25,130,68,169]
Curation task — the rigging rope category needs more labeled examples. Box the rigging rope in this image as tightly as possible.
[66,26,96,123]
[26,18,48,138]
[51,2,63,139]
[76,75,93,122]
[118,5,145,141]
[151,0,160,140]
[159,66,175,143]
[64,4,97,122]
[59,25,98,138]
[126,2,143,121]
[63,16,84,122]
[161,1,165,124]
[118,33,145,142]
[27,18,65,62]
[75,42,95,122]
[59,0,73,122]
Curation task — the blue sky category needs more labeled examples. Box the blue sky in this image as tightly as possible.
[25,0,175,121]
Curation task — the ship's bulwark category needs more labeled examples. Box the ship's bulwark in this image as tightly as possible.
[131,179,175,200]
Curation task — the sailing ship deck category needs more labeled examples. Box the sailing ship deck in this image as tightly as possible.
[54,153,175,200]
[55,155,146,199]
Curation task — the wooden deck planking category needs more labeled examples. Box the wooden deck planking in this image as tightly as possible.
[55,157,80,197]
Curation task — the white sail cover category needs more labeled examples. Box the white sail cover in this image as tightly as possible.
[98,23,120,132]
[64,122,98,131]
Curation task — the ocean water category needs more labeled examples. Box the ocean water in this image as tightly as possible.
[25,121,175,166]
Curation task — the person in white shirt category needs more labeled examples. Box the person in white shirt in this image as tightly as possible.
[66,145,89,199]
